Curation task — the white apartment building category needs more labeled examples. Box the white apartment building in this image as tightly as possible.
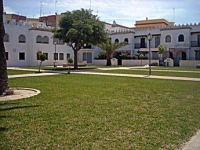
[3,13,200,67]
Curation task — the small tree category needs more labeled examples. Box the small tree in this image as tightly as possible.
[67,57,73,74]
[158,44,167,62]
[37,51,47,73]
[97,38,127,66]
[67,57,73,64]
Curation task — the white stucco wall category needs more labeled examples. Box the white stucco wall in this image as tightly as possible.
[4,24,31,66]
[3,21,200,67]
[161,28,191,48]
[4,24,74,66]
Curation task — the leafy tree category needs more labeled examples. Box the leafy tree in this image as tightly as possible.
[37,51,47,73]
[53,8,107,69]
[97,38,127,66]
[0,0,9,95]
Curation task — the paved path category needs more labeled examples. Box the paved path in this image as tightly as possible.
[8,73,59,78]
[72,71,200,82]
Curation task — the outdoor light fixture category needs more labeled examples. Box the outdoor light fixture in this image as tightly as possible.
[53,41,57,67]
[147,33,152,75]
[54,41,57,61]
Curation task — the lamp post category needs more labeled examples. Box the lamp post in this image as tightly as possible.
[54,41,57,67]
[147,33,152,75]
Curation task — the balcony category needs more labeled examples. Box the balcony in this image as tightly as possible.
[134,43,147,49]
[191,41,200,47]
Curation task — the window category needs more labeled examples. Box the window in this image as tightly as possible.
[19,52,25,60]
[59,53,64,60]
[155,37,160,48]
[124,38,129,44]
[43,53,48,60]
[43,36,49,44]
[115,39,119,43]
[4,33,9,42]
[53,38,64,45]
[178,34,184,42]
[54,53,58,60]
[19,34,26,43]
[36,35,42,43]
[67,53,70,59]
[140,38,146,48]
[5,52,8,60]
[195,50,200,60]
[165,35,171,42]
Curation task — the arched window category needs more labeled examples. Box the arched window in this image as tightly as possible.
[53,38,64,45]
[4,33,9,42]
[36,35,42,43]
[19,34,26,43]
[124,38,129,43]
[178,34,184,42]
[165,35,171,42]
[115,39,119,43]
[43,36,49,44]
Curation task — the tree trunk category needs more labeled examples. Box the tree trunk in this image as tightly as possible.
[74,50,78,69]
[106,56,111,66]
[38,61,42,73]
[0,0,9,95]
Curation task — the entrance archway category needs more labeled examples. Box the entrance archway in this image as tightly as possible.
[169,52,173,59]
[182,52,186,60]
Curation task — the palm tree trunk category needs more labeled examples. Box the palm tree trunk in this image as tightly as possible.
[74,50,78,69]
[0,0,9,95]
[106,56,111,66]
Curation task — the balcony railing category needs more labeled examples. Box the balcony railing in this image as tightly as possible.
[191,41,200,47]
[134,43,147,49]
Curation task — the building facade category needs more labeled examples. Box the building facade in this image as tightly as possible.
[3,13,200,67]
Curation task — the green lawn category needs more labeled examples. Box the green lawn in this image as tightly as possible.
[8,69,35,75]
[1,74,200,149]
[91,69,200,78]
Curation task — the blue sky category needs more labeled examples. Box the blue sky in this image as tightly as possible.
[4,0,200,27]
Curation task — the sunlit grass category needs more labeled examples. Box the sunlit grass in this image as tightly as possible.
[7,69,35,75]
[0,74,200,149]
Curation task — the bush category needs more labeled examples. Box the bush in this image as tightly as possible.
[98,52,106,59]
[67,58,73,64]
[151,62,158,66]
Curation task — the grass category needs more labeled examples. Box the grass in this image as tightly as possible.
[8,69,35,75]
[0,74,200,149]
[91,69,200,78]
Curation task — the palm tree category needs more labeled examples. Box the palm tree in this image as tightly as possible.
[158,44,167,62]
[0,0,9,95]
[97,39,127,66]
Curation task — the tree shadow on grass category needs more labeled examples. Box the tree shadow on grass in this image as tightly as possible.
[0,105,41,111]
[0,102,19,106]
[0,105,41,133]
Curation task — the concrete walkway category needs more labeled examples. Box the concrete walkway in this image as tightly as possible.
[8,73,59,78]
[72,71,200,82]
